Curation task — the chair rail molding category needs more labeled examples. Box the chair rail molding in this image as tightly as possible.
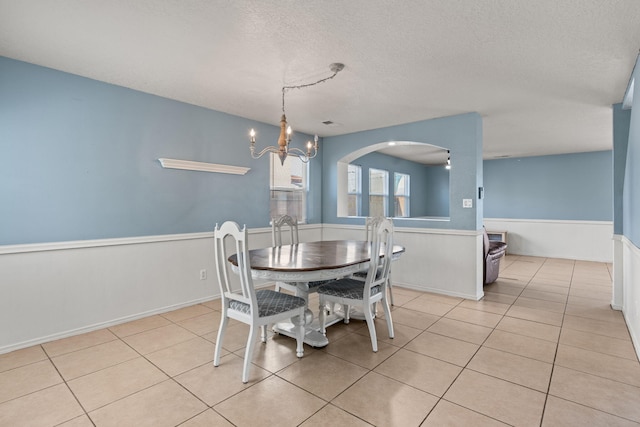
[158,158,250,175]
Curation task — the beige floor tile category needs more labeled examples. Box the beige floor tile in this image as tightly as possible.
[444,369,546,426]
[68,357,168,412]
[562,314,631,340]
[505,305,563,326]
[176,354,269,405]
[0,345,47,373]
[526,282,570,294]
[564,304,626,324]
[207,322,253,352]
[58,414,95,427]
[374,348,462,396]
[542,395,639,427]
[484,330,557,363]
[240,333,315,373]
[482,281,525,297]
[122,324,197,354]
[496,316,560,342]
[414,292,464,306]
[177,311,223,336]
[482,291,518,305]
[42,329,118,357]
[405,331,479,367]
[549,366,640,423]
[323,319,366,342]
[403,297,458,316]
[160,304,214,323]
[180,409,233,427]
[385,307,440,330]
[145,337,215,376]
[520,288,568,303]
[201,298,222,311]
[0,383,84,427]
[300,404,373,427]
[108,315,172,338]
[467,347,553,392]
[514,296,566,314]
[0,360,62,404]
[52,339,138,380]
[569,287,612,301]
[278,351,368,400]
[559,328,638,360]
[354,318,422,347]
[555,344,640,387]
[444,306,503,328]
[389,290,420,306]
[333,372,438,426]
[427,317,493,344]
[459,298,511,315]
[393,287,425,298]
[89,379,206,427]
[422,399,510,426]
[323,332,399,370]
[567,294,614,308]
[529,277,571,287]
[214,375,325,427]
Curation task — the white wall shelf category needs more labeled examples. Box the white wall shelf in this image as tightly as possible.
[158,158,250,175]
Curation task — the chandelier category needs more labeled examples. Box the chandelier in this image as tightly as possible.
[250,63,345,165]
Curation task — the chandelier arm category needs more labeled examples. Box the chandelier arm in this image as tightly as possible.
[287,147,317,158]
[250,146,281,160]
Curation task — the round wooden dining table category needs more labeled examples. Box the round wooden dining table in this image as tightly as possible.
[228,240,405,347]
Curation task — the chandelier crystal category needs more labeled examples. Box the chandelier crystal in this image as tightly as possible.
[250,63,344,165]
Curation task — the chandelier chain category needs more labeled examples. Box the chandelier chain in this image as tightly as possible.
[281,68,342,113]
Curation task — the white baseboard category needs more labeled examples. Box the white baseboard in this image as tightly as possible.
[483,218,613,262]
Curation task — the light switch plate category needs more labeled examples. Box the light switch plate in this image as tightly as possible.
[463,199,473,208]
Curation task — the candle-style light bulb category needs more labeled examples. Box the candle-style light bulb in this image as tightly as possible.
[249,129,256,143]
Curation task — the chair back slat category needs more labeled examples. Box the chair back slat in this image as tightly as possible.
[214,221,256,309]
[364,218,394,300]
[272,215,299,246]
[364,216,386,242]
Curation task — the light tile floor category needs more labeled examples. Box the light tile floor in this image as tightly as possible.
[1,255,640,426]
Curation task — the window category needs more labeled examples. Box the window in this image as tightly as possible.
[347,164,362,216]
[394,173,410,217]
[369,168,389,217]
[270,153,307,222]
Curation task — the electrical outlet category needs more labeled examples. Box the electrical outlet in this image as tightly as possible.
[463,198,473,208]
[199,269,207,280]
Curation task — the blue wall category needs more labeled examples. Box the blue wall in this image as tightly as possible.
[613,103,631,235]
[623,57,640,246]
[322,113,483,230]
[483,151,613,221]
[352,151,450,217]
[0,57,322,245]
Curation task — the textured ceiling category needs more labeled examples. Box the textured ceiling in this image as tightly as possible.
[1,0,639,160]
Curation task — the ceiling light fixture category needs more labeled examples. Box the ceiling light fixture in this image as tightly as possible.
[250,63,345,165]
[445,150,451,170]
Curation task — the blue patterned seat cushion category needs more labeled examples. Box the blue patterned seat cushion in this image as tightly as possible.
[353,268,383,280]
[229,289,306,317]
[316,278,381,300]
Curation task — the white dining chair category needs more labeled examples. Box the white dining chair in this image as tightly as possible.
[353,216,395,306]
[317,218,395,352]
[213,221,306,383]
[271,215,330,302]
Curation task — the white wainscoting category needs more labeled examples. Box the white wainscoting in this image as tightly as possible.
[483,218,613,263]
[621,236,640,359]
[0,225,322,354]
[322,224,484,301]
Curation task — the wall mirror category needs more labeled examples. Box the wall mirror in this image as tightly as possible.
[337,141,450,220]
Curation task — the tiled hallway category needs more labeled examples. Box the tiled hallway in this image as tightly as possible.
[1,255,639,426]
